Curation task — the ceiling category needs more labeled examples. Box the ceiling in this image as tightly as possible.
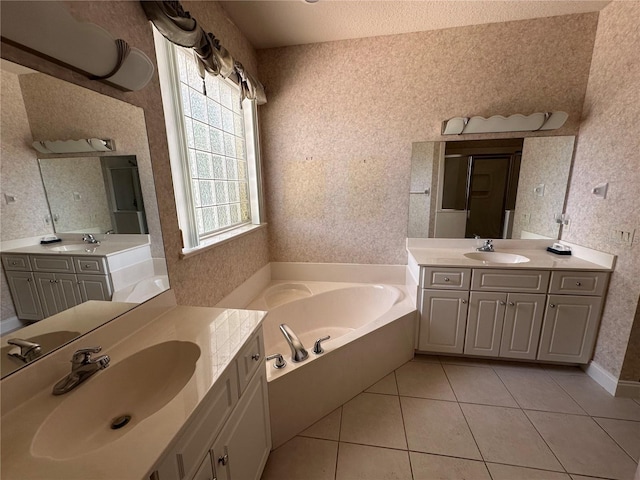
[219,0,610,49]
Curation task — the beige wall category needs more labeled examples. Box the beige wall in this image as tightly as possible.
[258,13,598,264]
[0,1,269,307]
[563,2,640,381]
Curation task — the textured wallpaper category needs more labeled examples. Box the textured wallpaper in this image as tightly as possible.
[512,136,575,239]
[258,13,599,264]
[562,2,640,381]
[18,73,164,257]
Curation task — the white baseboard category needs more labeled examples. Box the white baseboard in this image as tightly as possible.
[583,360,640,398]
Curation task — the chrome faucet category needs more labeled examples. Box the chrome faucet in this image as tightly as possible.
[82,233,100,244]
[7,338,42,363]
[476,239,494,252]
[279,324,308,363]
[52,347,110,395]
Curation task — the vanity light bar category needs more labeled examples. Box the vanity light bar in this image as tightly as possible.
[442,112,568,135]
[32,138,115,154]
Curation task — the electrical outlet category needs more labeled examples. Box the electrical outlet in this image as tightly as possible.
[610,229,635,245]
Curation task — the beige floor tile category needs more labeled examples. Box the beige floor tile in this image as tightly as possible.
[412,354,441,364]
[410,452,491,480]
[438,356,494,367]
[395,362,456,401]
[461,403,563,471]
[496,369,586,414]
[335,443,412,480]
[553,376,640,421]
[490,360,545,373]
[260,436,338,480]
[300,407,342,441]
[340,393,407,449]
[594,417,640,462]
[401,397,482,460]
[541,364,587,378]
[366,372,398,395]
[487,463,571,479]
[526,410,638,480]
[570,476,615,480]
[444,364,518,407]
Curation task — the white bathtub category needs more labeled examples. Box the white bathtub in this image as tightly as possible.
[111,275,169,304]
[246,281,417,448]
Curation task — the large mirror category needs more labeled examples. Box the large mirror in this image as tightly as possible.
[408,136,575,240]
[0,59,168,378]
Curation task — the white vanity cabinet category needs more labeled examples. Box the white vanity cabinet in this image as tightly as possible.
[418,266,609,364]
[150,328,271,480]
[2,253,113,320]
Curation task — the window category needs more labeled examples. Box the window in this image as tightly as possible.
[154,29,264,255]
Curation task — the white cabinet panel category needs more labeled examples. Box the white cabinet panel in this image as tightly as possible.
[548,271,609,296]
[419,290,469,353]
[471,269,550,293]
[500,293,545,360]
[421,267,471,290]
[538,295,603,363]
[4,271,43,320]
[464,292,506,357]
[77,274,113,301]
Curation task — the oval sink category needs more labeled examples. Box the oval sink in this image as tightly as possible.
[464,252,530,264]
[49,244,95,252]
[31,340,200,460]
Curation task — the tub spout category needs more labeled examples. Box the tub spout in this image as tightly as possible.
[279,324,308,363]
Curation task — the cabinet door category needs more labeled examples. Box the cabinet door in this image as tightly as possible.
[5,271,43,321]
[537,295,603,364]
[56,273,83,309]
[211,368,271,480]
[34,273,65,317]
[192,454,214,480]
[500,293,545,360]
[77,274,113,301]
[418,290,469,353]
[464,292,506,357]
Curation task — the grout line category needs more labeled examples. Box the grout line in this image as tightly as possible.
[333,441,340,480]
[484,460,581,476]
[520,409,569,474]
[491,365,525,410]
[590,416,639,464]
[394,370,415,480]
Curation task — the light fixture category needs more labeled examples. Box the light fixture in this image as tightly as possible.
[32,138,115,155]
[442,112,568,135]
[0,1,153,91]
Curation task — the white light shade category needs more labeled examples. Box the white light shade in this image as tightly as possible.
[442,112,568,135]
[32,138,115,154]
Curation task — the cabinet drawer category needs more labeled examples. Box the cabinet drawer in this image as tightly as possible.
[236,329,264,395]
[30,255,75,273]
[548,271,609,296]
[74,256,108,275]
[174,363,239,479]
[421,267,471,290]
[471,269,550,293]
[2,254,31,271]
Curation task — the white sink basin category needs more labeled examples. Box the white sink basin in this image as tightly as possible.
[464,252,530,264]
[49,244,96,252]
[31,341,200,460]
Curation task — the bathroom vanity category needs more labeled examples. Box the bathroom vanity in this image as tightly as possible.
[0,295,271,480]
[407,239,614,364]
[1,237,152,321]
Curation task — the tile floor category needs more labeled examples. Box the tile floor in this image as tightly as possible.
[261,355,640,480]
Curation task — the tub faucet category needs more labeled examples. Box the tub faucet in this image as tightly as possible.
[279,324,308,363]
[52,347,110,395]
[7,338,42,363]
[476,239,494,252]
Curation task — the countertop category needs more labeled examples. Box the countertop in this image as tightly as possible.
[0,305,267,480]
[2,238,150,257]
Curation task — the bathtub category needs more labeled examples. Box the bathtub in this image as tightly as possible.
[111,275,169,304]
[246,281,417,448]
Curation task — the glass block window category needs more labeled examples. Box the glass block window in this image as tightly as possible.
[175,47,251,238]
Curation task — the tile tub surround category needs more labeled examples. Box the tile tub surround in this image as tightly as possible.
[0,295,267,479]
[261,355,640,480]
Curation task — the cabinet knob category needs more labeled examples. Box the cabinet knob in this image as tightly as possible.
[509,302,515,306]
[218,454,229,466]
[11,261,17,266]
[461,299,467,304]
[27,277,31,283]
[550,304,556,308]
[499,301,506,306]
[444,277,450,282]
[576,282,582,287]
[251,353,260,361]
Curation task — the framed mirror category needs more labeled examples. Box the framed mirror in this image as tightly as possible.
[0,59,169,378]
[408,136,575,240]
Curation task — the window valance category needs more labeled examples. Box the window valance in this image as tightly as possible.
[141,1,266,104]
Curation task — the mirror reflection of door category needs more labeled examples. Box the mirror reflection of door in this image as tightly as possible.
[101,156,148,234]
[467,156,512,238]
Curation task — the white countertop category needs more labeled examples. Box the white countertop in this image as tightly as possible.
[2,239,150,257]
[0,305,267,480]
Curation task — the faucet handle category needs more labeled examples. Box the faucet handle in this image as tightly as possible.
[266,353,286,369]
[72,347,102,364]
[313,335,331,355]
